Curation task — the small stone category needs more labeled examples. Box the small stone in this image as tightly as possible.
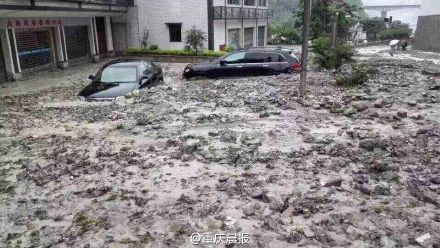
[397,109,408,118]
[183,139,200,154]
[374,98,385,108]
[415,233,433,248]
[359,183,373,195]
[259,111,270,118]
[321,176,343,187]
[250,189,264,199]
[372,182,390,195]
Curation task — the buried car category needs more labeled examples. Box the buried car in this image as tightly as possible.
[183,48,301,79]
[78,59,163,101]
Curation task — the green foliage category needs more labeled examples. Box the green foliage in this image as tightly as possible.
[127,47,225,57]
[312,37,355,69]
[336,63,376,87]
[379,27,412,40]
[268,22,301,44]
[185,26,207,52]
[224,45,236,53]
[294,0,361,40]
[149,45,159,50]
[140,27,150,49]
[361,18,386,40]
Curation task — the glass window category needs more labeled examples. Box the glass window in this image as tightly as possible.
[245,52,284,63]
[258,0,267,7]
[100,66,138,83]
[228,28,241,48]
[228,0,241,5]
[244,0,255,6]
[225,52,246,64]
[168,23,182,42]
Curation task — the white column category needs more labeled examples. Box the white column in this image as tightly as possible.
[105,16,114,52]
[93,17,99,53]
[54,27,64,61]
[54,26,68,69]
[61,26,68,60]
[88,17,99,62]
[88,17,97,55]
[0,29,21,80]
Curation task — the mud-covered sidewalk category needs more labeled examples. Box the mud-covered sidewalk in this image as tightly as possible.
[1,46,440,247]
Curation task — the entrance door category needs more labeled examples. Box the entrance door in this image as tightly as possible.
[228,28,241,49]
[244,27,254,49]
[95,17,108,55]
[258,26,265,46]
[0,38,7,82]
[15,28,53,73]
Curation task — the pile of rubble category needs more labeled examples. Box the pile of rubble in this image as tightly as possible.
[0,47,439,247]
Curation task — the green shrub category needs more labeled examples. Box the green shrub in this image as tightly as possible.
[335,63,376,87]
[185,26,207,52]
[149,45,159,50]
[312,37,355,69]
[126,47,225,57]
[378,27,412,40]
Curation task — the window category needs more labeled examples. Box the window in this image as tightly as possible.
[167,23,182,42]
[100,66,138,83]
[258,0,267,7]
[224,52,246,64]
[245,52,285,63]
[228,28,241,48]
[228,0,240,5]
[244,0,255,6]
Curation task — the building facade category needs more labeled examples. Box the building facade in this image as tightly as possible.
[0,0,272,83]
[127,0,272,51]
[0,0,133,83]
[414,0,440,53]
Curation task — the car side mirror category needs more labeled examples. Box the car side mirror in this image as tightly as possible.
[140,74,149,84]
[88,75,95,81]
[220,59,227,66]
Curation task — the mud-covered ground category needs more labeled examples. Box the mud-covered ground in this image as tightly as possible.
[1,46,440,248]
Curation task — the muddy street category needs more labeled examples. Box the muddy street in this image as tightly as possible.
[1,46,440,247]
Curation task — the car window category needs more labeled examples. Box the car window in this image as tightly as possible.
[225,52,246,64]
[245,52,286,63]
[100,66,138,83]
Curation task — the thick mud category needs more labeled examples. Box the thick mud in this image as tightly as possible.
[0,47,439,247]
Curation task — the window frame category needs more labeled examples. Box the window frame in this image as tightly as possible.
[244,0,256,6]
[167,23,182,43]
[258,0,267,7]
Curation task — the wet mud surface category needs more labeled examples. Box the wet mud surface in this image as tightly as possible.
[0,47,439,247]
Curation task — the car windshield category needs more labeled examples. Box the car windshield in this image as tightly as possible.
[100,66,138,83]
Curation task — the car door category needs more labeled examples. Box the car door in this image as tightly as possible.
[244,52,271,76]
[213,51,247,78]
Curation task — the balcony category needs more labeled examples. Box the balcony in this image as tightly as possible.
[0,0,134,14]
[213,6,273,19]
[58,0,134,6]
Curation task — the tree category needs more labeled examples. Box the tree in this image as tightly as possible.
[141,27,150,49]
[293,0,361,40]
[361,18,386,40]
[185,26,207,52]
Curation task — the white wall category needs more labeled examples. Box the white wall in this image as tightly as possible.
[134,0,208,50]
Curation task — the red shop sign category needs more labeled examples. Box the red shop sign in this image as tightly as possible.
[6,19,63,28]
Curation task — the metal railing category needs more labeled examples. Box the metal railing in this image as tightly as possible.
[213,6,273,19]
[55,0,134,6]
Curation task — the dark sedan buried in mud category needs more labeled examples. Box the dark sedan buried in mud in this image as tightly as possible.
[78,59,163,101]
[183,48,301,79]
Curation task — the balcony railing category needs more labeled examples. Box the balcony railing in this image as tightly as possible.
[57,0,134,6]
[213,6,273,19]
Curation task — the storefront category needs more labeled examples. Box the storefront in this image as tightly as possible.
[0,16,115,81]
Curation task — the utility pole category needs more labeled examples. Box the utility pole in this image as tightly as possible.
[299,0,312,99]
[331,12,339,48]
